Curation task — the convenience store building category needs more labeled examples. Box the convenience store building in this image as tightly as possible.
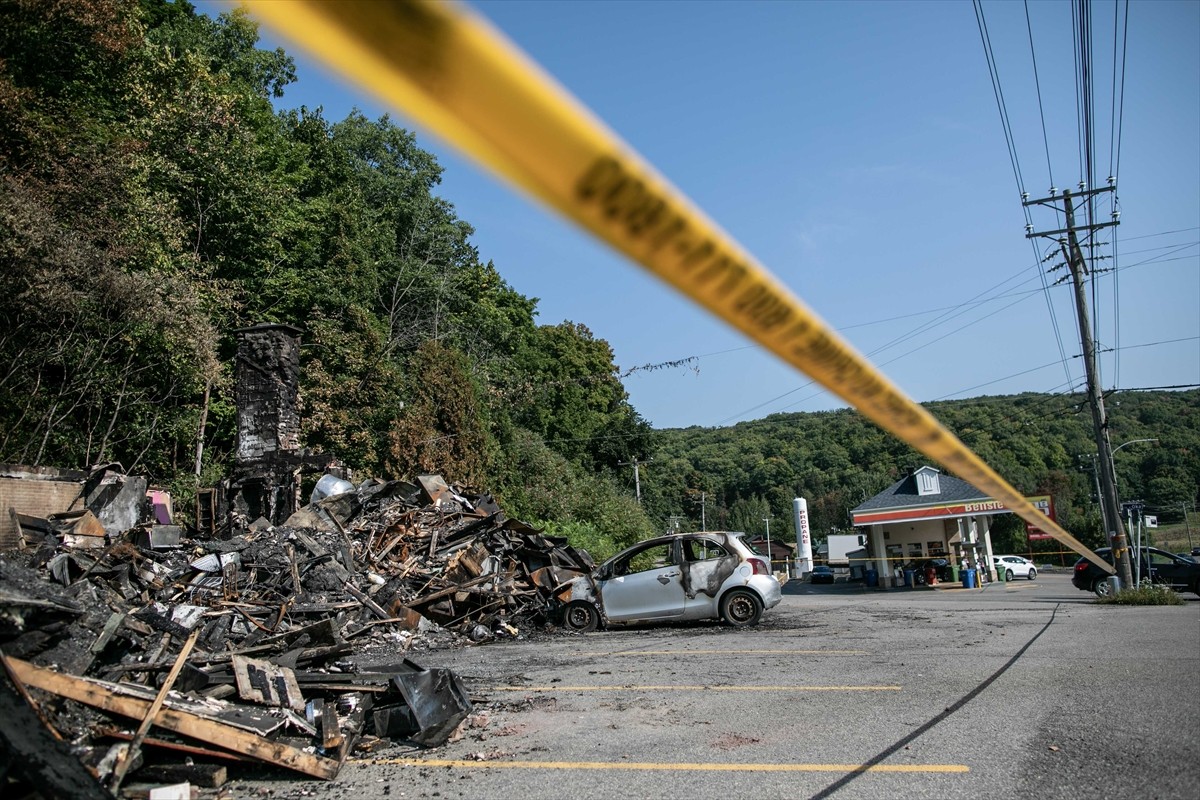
[850,466,1044,588]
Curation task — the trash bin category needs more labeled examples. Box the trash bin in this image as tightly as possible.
[903,569,915,588]
[950,566,960,582]
[865,568,878,587]
[962,568,977,589]
[995,565,1006,582]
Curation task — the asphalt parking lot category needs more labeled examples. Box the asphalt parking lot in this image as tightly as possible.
[229,572,1199,799]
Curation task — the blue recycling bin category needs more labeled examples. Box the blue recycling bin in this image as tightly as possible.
[903,569,915,588]
[865,568,878,587]
[962,568,977,589]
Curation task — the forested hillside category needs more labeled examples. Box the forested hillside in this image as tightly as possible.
[643,390,1199,555]
[2,1,1194,563]
[0,0,657,553]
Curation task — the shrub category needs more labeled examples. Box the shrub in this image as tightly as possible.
[534,519,626,564]
[1097,583,1185,606]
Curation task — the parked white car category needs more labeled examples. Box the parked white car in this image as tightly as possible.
[992,555,1037,580]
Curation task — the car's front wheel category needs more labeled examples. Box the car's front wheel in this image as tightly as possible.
[562,600,599,632]
[1028,568,1037,580]
[720,588,763,627]
[1093,577,1115,598]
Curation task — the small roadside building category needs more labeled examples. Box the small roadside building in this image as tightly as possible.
[850,466,1004,588]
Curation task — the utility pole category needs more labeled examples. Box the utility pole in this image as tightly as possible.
[1122,500,1144,585]
[619,457,651,504]
[1025,185,1132,589]
[701,491,707,532]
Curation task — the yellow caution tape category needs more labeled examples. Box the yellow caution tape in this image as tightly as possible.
[246,0,1111,573]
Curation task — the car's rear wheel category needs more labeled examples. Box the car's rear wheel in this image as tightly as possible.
[1005,569,1014,581]
[720,588,763,627]
[562,600,599,632]
[1093,577,1114,598]
[1028,568,1037,580]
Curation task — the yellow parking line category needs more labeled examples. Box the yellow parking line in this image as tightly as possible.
[362,758,967,774]
[582,649,869,656]
[491,685,900,692]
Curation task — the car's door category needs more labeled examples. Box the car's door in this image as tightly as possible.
[596,541,686,622]
[1146,550,1189,589]
[679,535,740,619]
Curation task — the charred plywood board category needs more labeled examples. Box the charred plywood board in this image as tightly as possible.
[8,658,338,779]
[232,655,305,712]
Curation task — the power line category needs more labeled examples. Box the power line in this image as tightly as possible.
[981,0,1074,388]
[1115,384,1200,392]
[628,243,1192,428]
[1121,226,1198,242]
[974,0,1028,196]
[1025,0,1056,193]
[599,241,1194,428]
[1108,1,1130,388]
[715,255,1063,424]
[1112,336,1200,352]
[1110,0,1130,186]
[934,358,1084,402]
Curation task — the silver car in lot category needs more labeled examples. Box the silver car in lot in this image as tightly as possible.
[558,531,782,631]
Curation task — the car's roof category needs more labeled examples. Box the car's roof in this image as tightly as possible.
[1076,545,1185,562]
[605,531,744,562]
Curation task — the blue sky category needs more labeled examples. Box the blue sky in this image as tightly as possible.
[215,1,1199,430]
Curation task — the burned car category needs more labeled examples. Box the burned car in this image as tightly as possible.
[557,531,782,631]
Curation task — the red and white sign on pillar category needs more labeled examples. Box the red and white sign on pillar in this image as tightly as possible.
[1025,495,1056,541]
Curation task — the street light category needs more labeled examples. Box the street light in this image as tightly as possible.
[1110,438,1159,505]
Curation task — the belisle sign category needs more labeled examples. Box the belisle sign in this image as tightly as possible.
[1024,495,1056,540]
[853,494,1054,527]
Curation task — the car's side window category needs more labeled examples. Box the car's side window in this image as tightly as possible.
[628,543,675,574]
[683,539,728,562]
[1148,552,1175,566]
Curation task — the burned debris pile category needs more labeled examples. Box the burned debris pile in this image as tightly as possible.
[0,470,594,796]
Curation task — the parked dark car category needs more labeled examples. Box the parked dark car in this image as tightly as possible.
[810,565,836,584]
[1072,546,1200,597]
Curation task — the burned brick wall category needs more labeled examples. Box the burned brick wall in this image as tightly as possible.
[235,324,302,466]
[232,324,304,527]
[0,464,87,550]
